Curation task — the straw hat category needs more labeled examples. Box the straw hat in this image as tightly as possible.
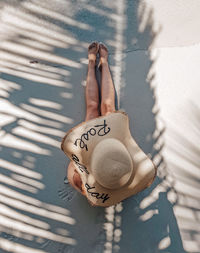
[61,111,156,207]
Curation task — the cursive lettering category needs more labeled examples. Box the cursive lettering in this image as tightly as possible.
[74,120,111,151]
[94,120,111,136]
[85,183,110,203]
[72,154,89,174]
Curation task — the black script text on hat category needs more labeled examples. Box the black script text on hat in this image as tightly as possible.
[72,154,89,174]
[74,120,110,151]
[85,183,110,203]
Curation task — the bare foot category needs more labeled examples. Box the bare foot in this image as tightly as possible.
[99,43,108,66]
[88,41,99,62]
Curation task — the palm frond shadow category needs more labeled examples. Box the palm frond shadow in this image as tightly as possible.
[109,1,186,253]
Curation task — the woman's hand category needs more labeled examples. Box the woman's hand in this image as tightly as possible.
[67,161,83,193]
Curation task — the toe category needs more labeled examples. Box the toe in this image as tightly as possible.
[99,43,108,52]
[88,41,99,52]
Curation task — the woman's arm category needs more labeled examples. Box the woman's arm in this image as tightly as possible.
[67,161,83,193]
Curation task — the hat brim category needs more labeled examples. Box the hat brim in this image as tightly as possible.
[61,111,157,207]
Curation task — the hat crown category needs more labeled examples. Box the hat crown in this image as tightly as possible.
[91,138,133,189]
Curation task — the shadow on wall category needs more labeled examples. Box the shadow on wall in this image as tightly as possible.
[164,101,200,253]
[0,0,85,252]
[0,0,135,252]
[106,1,187,253]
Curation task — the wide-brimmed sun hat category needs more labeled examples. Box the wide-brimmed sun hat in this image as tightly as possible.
[61,111,157,207]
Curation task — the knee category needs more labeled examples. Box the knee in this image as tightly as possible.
[86,100,99,112]
[85,101,99,120]
[86,101,99,115]
[101,100,115,116]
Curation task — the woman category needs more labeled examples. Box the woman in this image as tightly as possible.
[62,42,156,207]
[67,42,116,193]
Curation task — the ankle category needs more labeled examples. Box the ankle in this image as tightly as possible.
[100,57,108,65]
[88,60,96,67]
[88,54,96,61]
[100,61,108,68]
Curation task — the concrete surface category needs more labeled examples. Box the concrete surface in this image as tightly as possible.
[0,0,200,253]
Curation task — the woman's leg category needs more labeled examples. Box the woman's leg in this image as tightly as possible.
[85,42,100,121]
[67,42,100,192]
[99,43,116,116]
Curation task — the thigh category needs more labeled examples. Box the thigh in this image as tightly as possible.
[101,110,115,116]
[101,104,116,116]
[85,107,100,121]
